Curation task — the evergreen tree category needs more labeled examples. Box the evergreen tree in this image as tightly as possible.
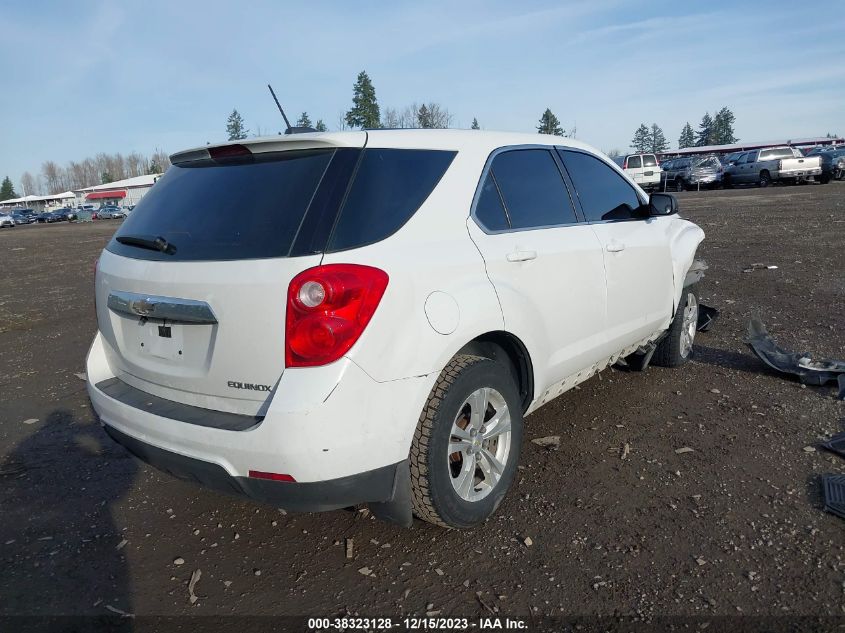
[631,123,651,153]
[100,171,113,184]
[147,160,160,175]
[649,123,669,154]
[314,119,327,132]
[471,117,480,130]
[0,176,17,201]
[695,113,713,147]
[678,122,695,149]
[345,71,381,129]
[712,107,738,144]
[296,112,313,128]
[417,104,433,128]
[537,108,563,135]
[226,109,248,140]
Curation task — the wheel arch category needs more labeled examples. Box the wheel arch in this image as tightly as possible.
[456,331,534,413]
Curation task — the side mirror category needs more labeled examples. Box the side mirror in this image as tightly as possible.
[649,192,678,216]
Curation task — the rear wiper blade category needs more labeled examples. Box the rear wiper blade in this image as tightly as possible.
[116,234,177,255]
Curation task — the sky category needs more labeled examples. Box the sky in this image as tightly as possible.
[1,0,843,190]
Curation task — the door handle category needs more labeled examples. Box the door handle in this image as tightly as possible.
[606,241,626,253]
[506,250,537,262]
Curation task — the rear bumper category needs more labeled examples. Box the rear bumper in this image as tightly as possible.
[102,424,404,511]
[86,331,435,485]
[779,168,822,178]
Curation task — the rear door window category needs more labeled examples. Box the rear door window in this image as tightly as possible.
[558,150,644,222]
[327,149,455,251]
[642,155,658,167]
[483,149,578,230]
[627,155,642,169]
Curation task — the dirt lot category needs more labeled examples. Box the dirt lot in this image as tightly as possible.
[1,185,843,628]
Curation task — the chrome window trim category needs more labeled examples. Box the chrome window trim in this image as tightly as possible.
[107,290,218,324]
[469,144,584,235]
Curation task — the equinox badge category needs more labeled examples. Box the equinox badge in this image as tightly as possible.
[227,381,273,392]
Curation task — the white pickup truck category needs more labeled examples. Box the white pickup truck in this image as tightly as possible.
[723,146,822,187]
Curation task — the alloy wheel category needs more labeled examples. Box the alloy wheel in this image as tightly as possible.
[447,387,512,502]
[679,292,699,358]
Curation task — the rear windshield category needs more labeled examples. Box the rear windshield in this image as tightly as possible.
[760,148,794,160]
[107,147,455,261]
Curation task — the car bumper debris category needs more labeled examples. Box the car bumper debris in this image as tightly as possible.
[744,317,845,388]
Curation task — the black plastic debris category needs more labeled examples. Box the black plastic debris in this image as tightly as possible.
[822,475,845,520]
[821,432,845,459]
[744,317,845,387]
[696,304,720,332]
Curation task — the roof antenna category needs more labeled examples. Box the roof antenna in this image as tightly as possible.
[267,84,316,135]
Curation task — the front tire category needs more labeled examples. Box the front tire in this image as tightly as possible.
[653,290,698,368]
[410,355,523,528]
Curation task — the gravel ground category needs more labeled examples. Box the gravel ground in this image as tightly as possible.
[0,184,843,628]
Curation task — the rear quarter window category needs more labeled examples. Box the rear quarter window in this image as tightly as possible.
[327,149,455,252]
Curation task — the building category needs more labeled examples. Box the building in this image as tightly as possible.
[75,173,162,207]
[665,136,844,158]
[1,173,163,210]
[0,191,76,210]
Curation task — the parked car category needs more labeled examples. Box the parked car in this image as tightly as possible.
[0,213,14,228]
[11,211,35,225]
[722,146,822,187]
[97,206,124,219]
[661,155,722,191]
[613,153,661,191]
[52,207,77,221]
[86,130,705,528]
[818,149,845,183]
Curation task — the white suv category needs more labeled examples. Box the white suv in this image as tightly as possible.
[86,130,704,528]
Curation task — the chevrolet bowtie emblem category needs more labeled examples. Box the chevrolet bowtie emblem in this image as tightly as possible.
[132,298,158,316]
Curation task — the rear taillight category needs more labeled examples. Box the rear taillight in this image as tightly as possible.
[285,264,389,368]
[622,160,628,169]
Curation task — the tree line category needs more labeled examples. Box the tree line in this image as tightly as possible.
[2,149,171,201]
[226,70,571,140]
[629,108,738,155]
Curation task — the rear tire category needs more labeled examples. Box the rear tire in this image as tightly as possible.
[653,290,698,368]
[675,179,685,192]
[410,355,523,528]
[759,171,771,187]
